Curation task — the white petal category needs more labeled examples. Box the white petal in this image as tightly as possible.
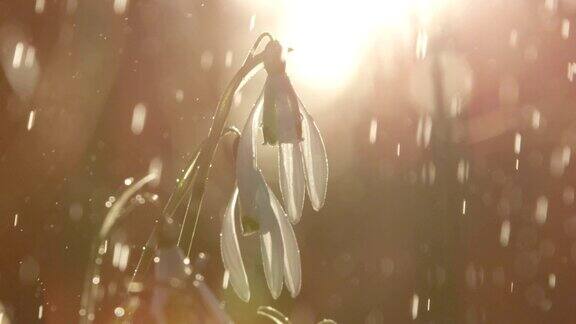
[268,185,302,297]
[237,96,284,298]
[255,179,284,299]
[279,143,305,224]
[299,104,328,211]
[220,186,250,302]
[237,95,263,216]
[236,92,302,298]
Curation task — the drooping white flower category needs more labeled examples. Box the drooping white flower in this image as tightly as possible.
[262,40,328,223]
[221,98,301,300]
[220,39,327,301]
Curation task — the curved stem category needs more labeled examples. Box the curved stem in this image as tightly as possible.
[80,175,158,324]
[177,52,265,256]
[248,32,273,57]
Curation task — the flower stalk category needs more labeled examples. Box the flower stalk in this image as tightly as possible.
[82,34,328,321]
[167,40,268,256]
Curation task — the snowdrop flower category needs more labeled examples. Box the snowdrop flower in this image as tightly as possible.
[220,38,327,302]
[262,40,328,223]
[222,99,301,301]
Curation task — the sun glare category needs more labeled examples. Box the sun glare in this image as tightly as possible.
[277,0,443,89]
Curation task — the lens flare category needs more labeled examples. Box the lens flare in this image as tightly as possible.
[277,0,444,89]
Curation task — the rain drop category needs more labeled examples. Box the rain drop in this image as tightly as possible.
[35,0,45,14]
[200,51,214,71]
[249,15,256,31]
[562,19,570,39]
[27,110,36,131]
[500,220,511,247]
[411,294,419,320]
[12,43,24,68]
[113,0,129,15]
[535,196,548,225]
[369,118,378,144]
[130,103,147,135]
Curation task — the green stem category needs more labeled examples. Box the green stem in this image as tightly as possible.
[177,52,265,256]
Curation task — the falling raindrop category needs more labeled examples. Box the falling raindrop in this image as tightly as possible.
[113,0,129,15]
[411,294,419,320]
[12,42,24,69]
[38,305,43,320]
[119,245,130,271]
[562,19,570,39]
[500,220,511,247]
[27,110,36,131]
[416,29,428,59]
[416,115,433,147]
[130,103,147,135]
[113,243,122,268]
[225,51,233,68]
[457,159,470,183]
[200,51,214,70]
[548,273,557,289]
[545,0,558,12]
[369,118,378,144]
[148,157,163,186]
[421,162,436,185]
[222,270,230,289]
[450,96,462,117]
[551,147,571,177]
[532,110,541,129]
[567,62,576,82]
[13,214,18,227]
[24,47,35,68]
[175,89,184,103]
[514,133,522,154]
[535,196,548,225]
[35,0,45,14]
[249,15,256,31]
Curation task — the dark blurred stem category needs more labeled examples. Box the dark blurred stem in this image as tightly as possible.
[418,43,464,322]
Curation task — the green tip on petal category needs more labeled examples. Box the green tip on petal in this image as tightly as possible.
[241,213,260,236]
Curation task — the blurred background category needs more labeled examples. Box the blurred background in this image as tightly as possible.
[2,0,576,323]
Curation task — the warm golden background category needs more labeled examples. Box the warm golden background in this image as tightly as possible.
[2,0,576,323]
